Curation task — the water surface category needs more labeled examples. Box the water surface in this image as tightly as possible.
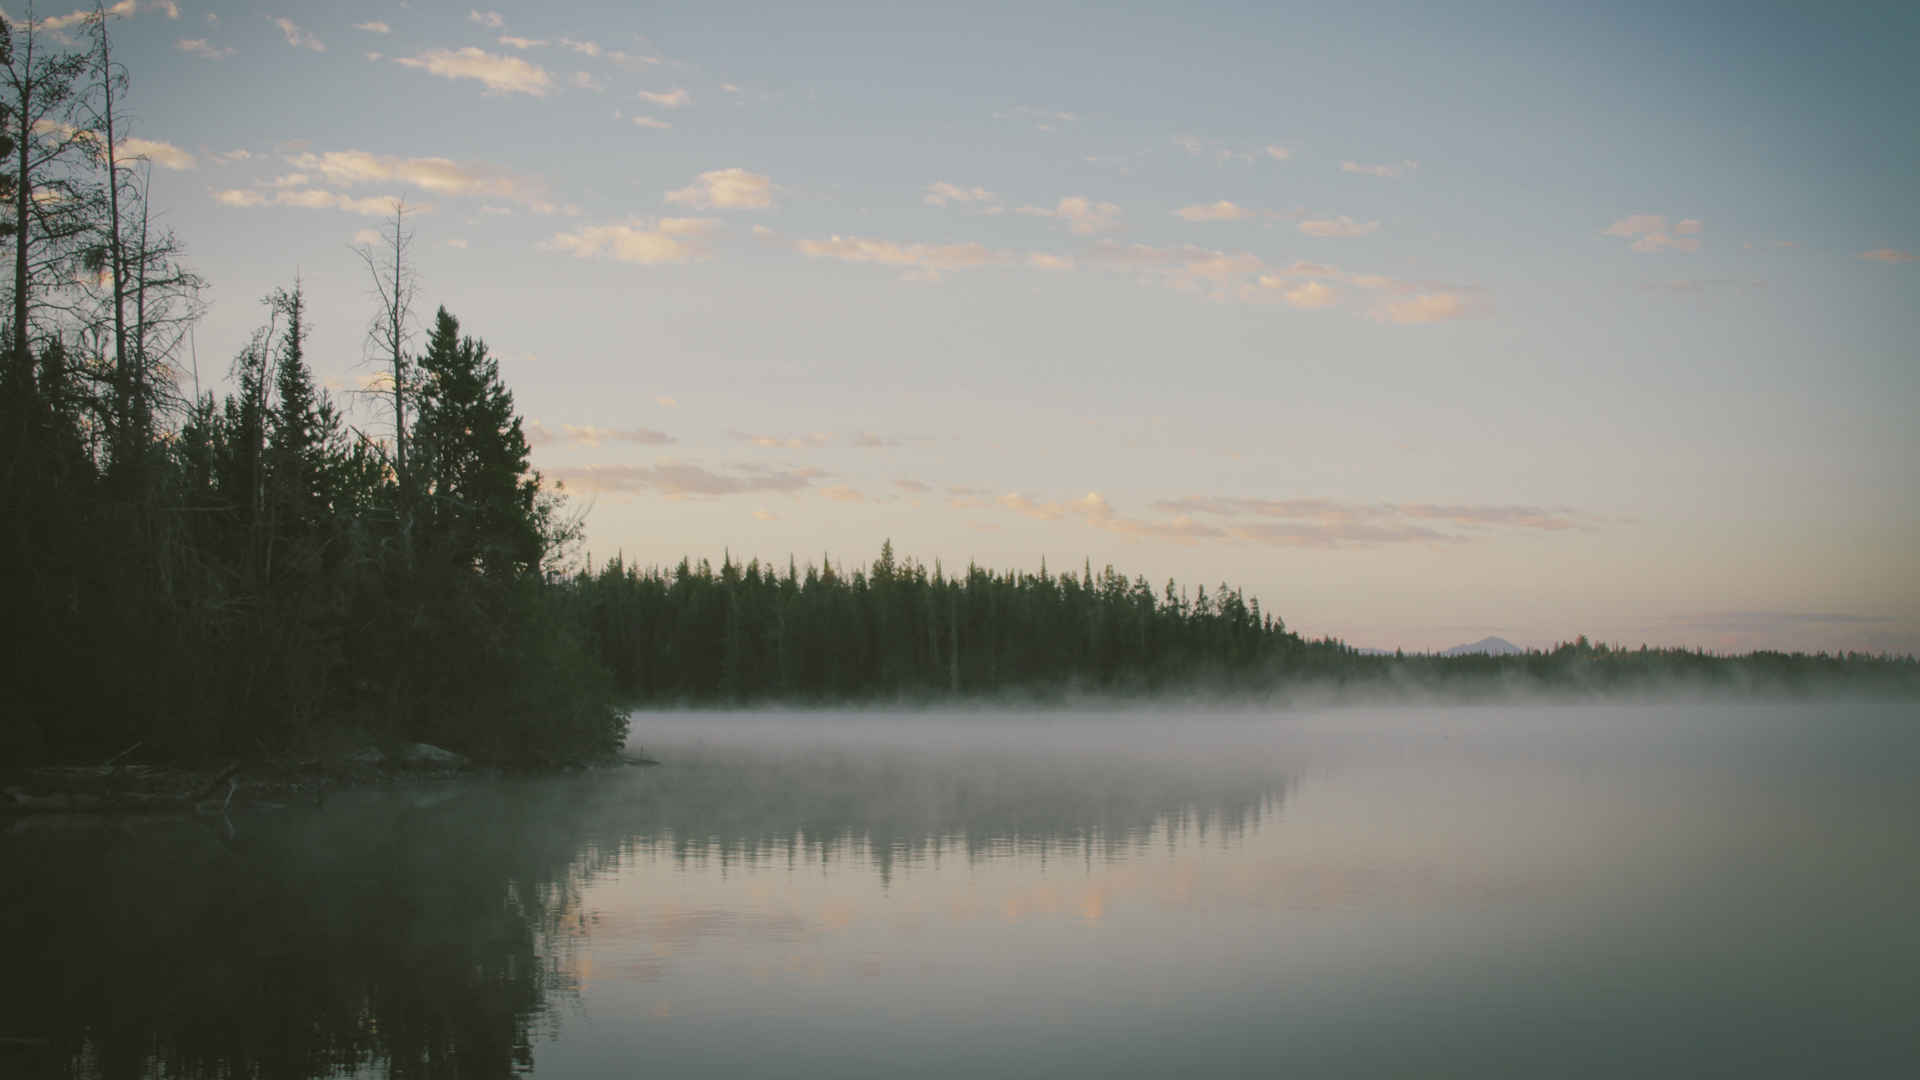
[5,704,1917,1077]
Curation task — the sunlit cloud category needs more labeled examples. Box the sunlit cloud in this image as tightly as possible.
[559,424,676,447]
[1148,495,1587,547]
[1027,252,1075,271]
[1278,280,1336,309]
[175,38,233,59]
[549,461,825,498]
[498,35,546,49]
[469,9,505,30]
[1860,248,1914,264]
[1017,195,1121,235]
[666,168,774,210]
[274,17,323,52]
[1298,215,1379,238]
[1603,214,1702,254]
[1174,200,1257,223]
[1265,145,1291,160]
[1376,291,1476,324]
[638,88,692,108]
[120,136,194,170]
[925,182,1001,212]
[733,430,832,449]
[797,235,1006,279]
[545,218,716,264]
[995,104,1076,132]
[1340,159,1415,178]
[633,116,673,130]
[353,20,389,34]
[820,485,866,503]
[395,47,552,96]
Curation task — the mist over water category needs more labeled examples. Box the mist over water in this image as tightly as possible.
[6,703,1917,1077]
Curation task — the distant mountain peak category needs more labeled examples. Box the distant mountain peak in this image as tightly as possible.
[1438,636,1524,657]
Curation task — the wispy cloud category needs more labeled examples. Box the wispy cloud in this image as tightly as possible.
[633,116,672,130]
[1264,145,1291,161]
[469,10,505,30]
[395,48,552,96]
[175,38,233,59]
[1173,200,1258,223]
[557,424,675,447]
[797,235,1006,279]
[995,104,1076,132]
[732,430,832,449]
[1603,214,1702,254]
[1859,248,1914,264]
[353,20,389,34]
[1298,215,1380,238]
[925,182,1001,212]
[638,88,692,108]
[1016,195,1121,235]
[217,187,408,216]
[498,35,546,49]
[1340,159,1415,178]
[549,461,824,498]
[284,150,553,211]
[120,136,194,170]
[1376,291,1477,324]
[666,168,773,210]
[820,485,865,503]
[545,218,716,264]
[274,17,323,52]
[1146,495,1588,547]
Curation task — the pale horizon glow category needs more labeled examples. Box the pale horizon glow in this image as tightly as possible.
[88,0,1919,654]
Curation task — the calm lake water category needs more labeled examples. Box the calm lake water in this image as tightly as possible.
[5,703,1918,1078]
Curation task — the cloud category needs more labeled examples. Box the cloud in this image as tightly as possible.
[733,430,832,449]
[119,136,194,170]
[925,182,1000,211]
[820,485,865,503]
[1298,215,1379,238]
[1174,200,1257,223]
[548,462,824,498]
[212,149,251,164]
[656,395,678,408]
[633,116,672,129]
[498,35,545,49]
[545,218,716,264]
[995,105,1076,132]
[1018,195,1121,235]
[638,88,692,108]
[753,509,777,521]
[1860,248,1915,264]
[352,228,381,246]
[1340,160,1415,178]
[851,432,903,448]
[274,17,323,52]
[213,188,266,208]
[268,189,409,215]
[1264,145,1291,161]
[1278,280,1336,310]
[176,38,233,59]
[559,424,675,447]
[285,149,553,209]
[797,235,1006,278]
[1150,495,1584,547]
[571,71,602,91]
[1027,252,1075,271]
[469,10,504,30]
[1603,214,1701,254]
[666,168,773,210]
[36,1,177,31]
[895,478,931,493]
[354,20,389,34]
[395,48,552,96]
[1377,291,1475,324]
[986,491,1225,542]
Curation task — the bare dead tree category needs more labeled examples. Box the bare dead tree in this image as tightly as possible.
[3,3,93,373]
[355,200,417,508]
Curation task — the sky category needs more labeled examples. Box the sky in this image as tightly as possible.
[33,0,1920,654]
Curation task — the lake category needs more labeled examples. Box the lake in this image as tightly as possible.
[4,703,1917,1077]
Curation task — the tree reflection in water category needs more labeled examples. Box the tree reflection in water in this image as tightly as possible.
[0,737,1291,1079]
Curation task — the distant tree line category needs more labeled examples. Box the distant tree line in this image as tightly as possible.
[562,550,1920,704]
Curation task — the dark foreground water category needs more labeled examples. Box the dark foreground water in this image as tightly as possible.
[4,704,1917,1078]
